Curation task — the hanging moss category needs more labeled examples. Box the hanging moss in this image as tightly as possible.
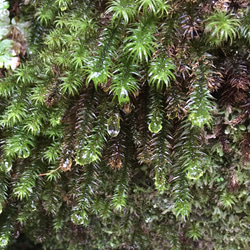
[0,0,250,249]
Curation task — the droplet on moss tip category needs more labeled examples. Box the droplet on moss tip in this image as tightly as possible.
[59,2,68,11]
[107,113,120,137]
[187,168,203,180]
[148,117,162,133]
[71,211,87,225]
[18,149,30,159]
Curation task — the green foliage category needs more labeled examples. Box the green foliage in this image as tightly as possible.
[148,56,176,90]
[148,89,164,134]
[124,21,156,63]
[240,7,250,44]
[187,60,216,127]
[55,0,71,12]
[1,100,27,127]
[187,222,201,241]
[35,6,55,26]
[86,26,120,88]
[0,218,13,248]
[180,123,205,180]
[220,191,237,209]
[148,90,171,193]
[137,0,170,17]
[0,0,250,249]
[13,163,39,200]
[173,173,192,219]
[205,11,240,46]
[110,60,139,105]
[112,162,129,211]
[0,173,8,213]
[106,0,136,25]
[171,122,193,219]
[3,129,35,159]
[59,72,83,96]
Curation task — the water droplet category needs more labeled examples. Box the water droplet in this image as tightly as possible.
[1,160,12,172]
[18,148,30,159]
[224,126,230,134]
[4,161,12,172]
[71,211,87,225]
[75,151,99,165]
[107,113,120,137]
[59,1,68,11]
[148,116,162,133]
[187,168,203,180]
[0,235,9,247]
[23,149,30,158]
[75,156,85,166]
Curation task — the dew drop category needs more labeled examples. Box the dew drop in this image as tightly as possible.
[59,1,68,11]
[4,161,12,172]
[75,151,88,166]
[22,149,30,158]
[187,168,203,180]
[148,116,162,133]
[71,211,87,225]
[0,235,9,247]
[71,213,84,225]
[18,148,30,159]
[107,113,120,137]
[75,156,85,166]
